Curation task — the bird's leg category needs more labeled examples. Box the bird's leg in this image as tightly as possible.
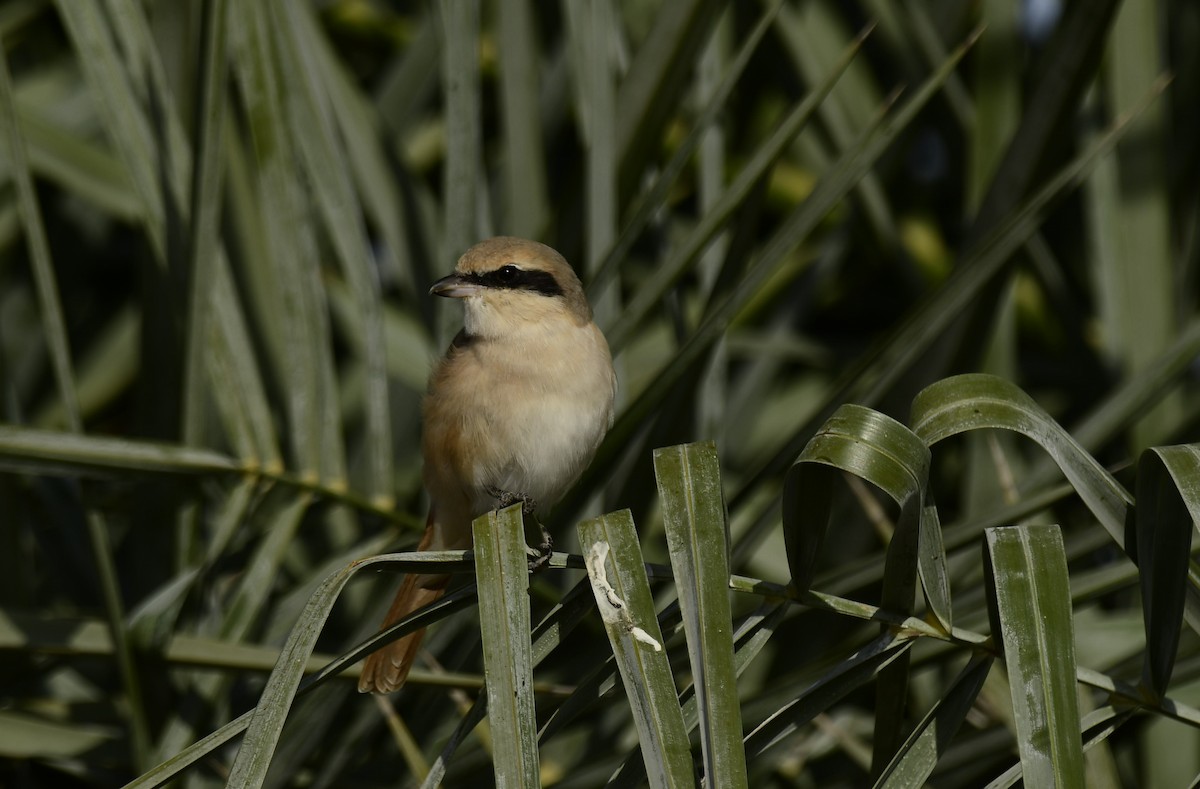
[485,485,552,570]
[526,514,553,572]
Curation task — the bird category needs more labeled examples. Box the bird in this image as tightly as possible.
[358,236,617,694]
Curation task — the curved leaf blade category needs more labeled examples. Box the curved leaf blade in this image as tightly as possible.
[1135,445,1200,694]
[912,374,1132,548]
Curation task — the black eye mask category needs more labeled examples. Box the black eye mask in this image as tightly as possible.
[468,264,564,297]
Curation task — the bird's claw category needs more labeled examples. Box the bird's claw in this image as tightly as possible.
[528,529,553,573]
[486,485,537,515]
[485,485,550,571]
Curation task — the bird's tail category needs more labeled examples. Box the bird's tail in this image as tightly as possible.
[358,521,449,694]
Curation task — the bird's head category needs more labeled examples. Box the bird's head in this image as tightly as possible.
[431,237,592,339]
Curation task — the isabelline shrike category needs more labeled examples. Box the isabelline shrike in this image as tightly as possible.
[359,236,616,693]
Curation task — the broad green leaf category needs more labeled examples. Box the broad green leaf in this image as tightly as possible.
[654,441,748,788]
[578,510,693,789]
[782,404,930,593]
[986,524,1085,787]
[473,505,540,787]
[1134,446,1200,693]
[580,0,618,326]
[918,501,952,630]
[911,374,1132,547]
[783,403,931,771]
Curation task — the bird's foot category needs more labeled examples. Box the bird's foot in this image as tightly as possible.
[527,527,553,573]
[485,486,550,571]
[486,485,537,515]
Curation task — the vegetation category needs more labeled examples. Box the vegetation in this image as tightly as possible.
[1,0,1198,786]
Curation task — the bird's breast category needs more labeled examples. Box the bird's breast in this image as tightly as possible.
[422,321,615,519]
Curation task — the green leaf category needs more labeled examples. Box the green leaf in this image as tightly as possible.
[180,0,230,448]
[233,0,341,483]
[440,0,481,263]
[473,505,540,787]
[495,0,548,238]
[654,441,748,788]
[221,552,478,788]
[911,374,1132,548]
[0,424,239,477]
[874,653,993,787]
[602,24,870,350]
[918,500,953,630]
[0,711,114,759]
[1134,445,1200,694]
[782,404,930,592]
[783,404,930,771]
[578,510,693,788]
[743,632,914,760]
[588,0,787,298]
[271,0,393,505]
[985,524,1085,787]
[0,45,81,432]
[614,0,723,200]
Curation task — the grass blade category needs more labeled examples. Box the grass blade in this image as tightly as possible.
[0,424,238,477]
[473,505,540,786]
[495,0,548,237]
[743,632,914,760]
[985,524,1085,787]
[654,442,748,788]
[874,653,993,787]
[181,0,229,448]
[579,511,693,788]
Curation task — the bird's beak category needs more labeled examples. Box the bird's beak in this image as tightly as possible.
[430,274,480,298]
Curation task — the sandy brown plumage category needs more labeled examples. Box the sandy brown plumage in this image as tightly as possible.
[359,237,615,694]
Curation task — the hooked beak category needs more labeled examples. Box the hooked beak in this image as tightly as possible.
[429,273,480,298]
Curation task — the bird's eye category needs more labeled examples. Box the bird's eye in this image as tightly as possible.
[497,264,519,280]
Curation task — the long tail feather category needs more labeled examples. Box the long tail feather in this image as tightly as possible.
[358,517,449,694]
[358,572,448,693]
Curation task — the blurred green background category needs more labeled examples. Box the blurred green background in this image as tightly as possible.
[1,0,1199,786]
